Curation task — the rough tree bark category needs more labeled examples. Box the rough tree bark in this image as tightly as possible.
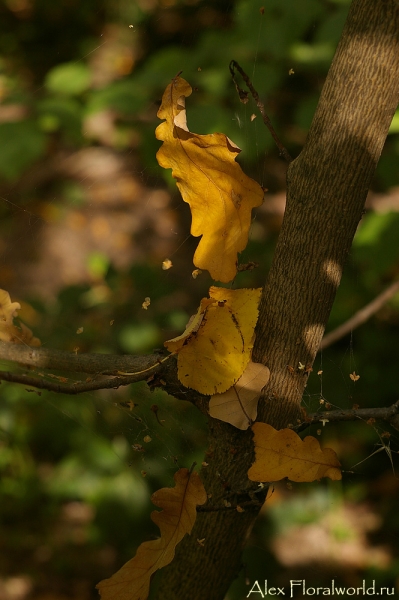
[155,1,399,599]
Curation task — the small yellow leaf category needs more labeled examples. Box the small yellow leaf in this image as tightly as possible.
[156,76,264,283]
[0,289,40,346]
[209,361,270,430]
[349,371,360,381]
[164,287,262,394]
[162,258,173,270]
[248,423,341,483]
[76,327,84,334]
[97,469,207,600]
[142,297,151,310]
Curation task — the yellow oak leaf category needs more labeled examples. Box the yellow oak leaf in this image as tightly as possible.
[156,76,264,283]
[209,361,270,430]
[248,423,341,483]
[0,289,40,346]
[97,468,207,600]
[164,287,262,395]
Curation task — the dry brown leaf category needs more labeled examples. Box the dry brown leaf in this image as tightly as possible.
[0,289,40,346]
[97,468,207,600]
[209,361,270,429]
[156,76,264,283]
[248,423,341,483]
[164,287,262,394]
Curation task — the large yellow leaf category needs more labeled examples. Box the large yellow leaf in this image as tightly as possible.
[0,289,40,346]
[164,287,262,395]
[155,76,264,283]
[209,361,270,430]
[97,468,207,600]
[248,423,341,483]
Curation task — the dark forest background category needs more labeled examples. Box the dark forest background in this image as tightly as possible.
[1,0,399,598]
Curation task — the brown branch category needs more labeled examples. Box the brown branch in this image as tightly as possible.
[295,399,399,433]
[321,278,399,350]
[0,341,166,376]
[229,60,292,163]
[0,370,158,395]
[0,341,170,394]
[0,341,207,410]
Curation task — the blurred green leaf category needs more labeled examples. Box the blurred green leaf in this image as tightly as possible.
[86,252,110,280]
[0,120,46,181]
[37,97,83,142]
[119,322,160,353]
[86,77,149,116]
[353,212,399,283]
[290,42,335,65]
[388,110,399,134]
[45,62,91,96]
[354,212,395,247]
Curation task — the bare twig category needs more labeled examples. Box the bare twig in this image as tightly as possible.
[0,341,173,395]
[295,399,399,433]
[0,370,156,395]
[0,341,209,412]
[229,60,292,163]
[0,341,166,375]
[320,278,399,350]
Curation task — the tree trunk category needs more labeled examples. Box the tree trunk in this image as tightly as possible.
[156,1,399,598]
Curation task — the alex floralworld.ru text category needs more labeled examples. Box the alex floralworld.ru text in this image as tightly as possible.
[246,580,394,597]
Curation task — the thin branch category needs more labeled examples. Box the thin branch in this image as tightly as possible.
[229,60,292,163]
[0,341,166,375]
[0,341,173,394]
[320,278,399,350]
[295,399,399,433]
[0,370,159,395]
[0,341,208,411]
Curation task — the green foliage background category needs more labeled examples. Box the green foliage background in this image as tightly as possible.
[1,0,399,598]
